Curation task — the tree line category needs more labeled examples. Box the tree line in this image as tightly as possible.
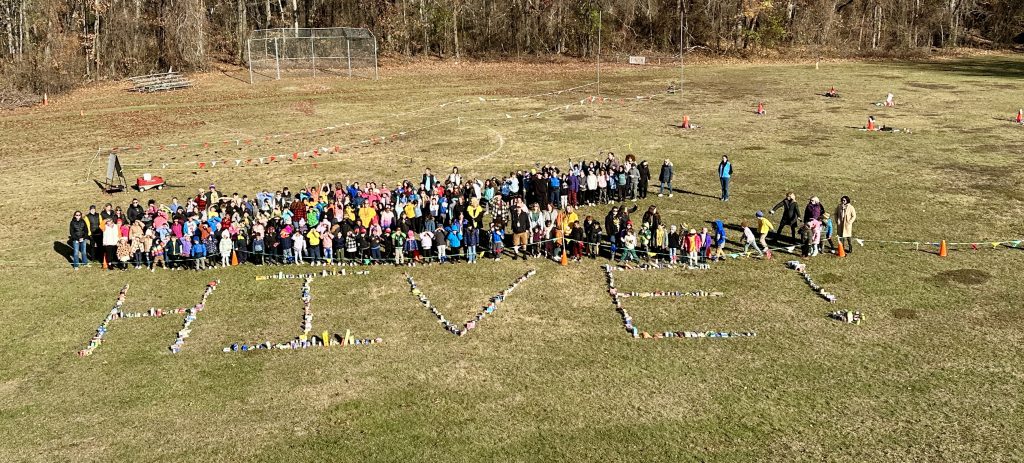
[1,0,1022,93]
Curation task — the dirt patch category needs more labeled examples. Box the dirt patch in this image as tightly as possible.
[562,114,587,122]
[812,152,830,157]
[892,308,918,320]
[742,146,767,151]
[928,269,991,286]
[780,135,821,147]
[906,82,957,90]
[935,161,1024,201]
[293,100,316,116]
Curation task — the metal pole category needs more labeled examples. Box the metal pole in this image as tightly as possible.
[311,36,316,78]
[597,10,601,98]
[247,39,253,84]
[347,40,352,77]
[373,36,379,80]
[274,38,281,80]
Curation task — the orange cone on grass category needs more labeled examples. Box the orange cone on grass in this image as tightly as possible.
[837,241,846,258]
[1016,109,1022,124]
[559,231,568,266]
[231,250,239,266]
[866,117,876,131]
[102,253,108,270]
[756,102,765,115]
[938,240,948,257]
[682,115,691,129]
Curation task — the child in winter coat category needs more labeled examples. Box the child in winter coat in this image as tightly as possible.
[531,225,545,257]
[419,229,434,260]
[741,221,764,257]
[291,230,306,265]
[685,229,699,267]
[620,229,638,263]
[821,213,835,252]
[193,237,208,270]
[713,220,727,261]
[392,229,406,264]
[446,226,462,262]
[586,223,603,258]
[668,225,681,263]
[434,226,448,263]
[404,230,421,262]
[698,227,712,263]
[756,211,774,252]
[465,224,479,263]
[799,222,813,257]
[490,224,505,260]
[809,219,822,257]
[220,229,233,267]
[150,240,165,271]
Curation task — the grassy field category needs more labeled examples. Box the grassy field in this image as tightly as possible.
[1,55,1023,462]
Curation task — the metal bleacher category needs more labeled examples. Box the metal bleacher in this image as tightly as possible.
[127,69,193,93]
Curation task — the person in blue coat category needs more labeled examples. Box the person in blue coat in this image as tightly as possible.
[717,155,733,201]
[713,220,727,260]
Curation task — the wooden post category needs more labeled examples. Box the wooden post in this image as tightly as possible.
[346,40,352,77]
[247,39,253,84]
[274,38,281,80]
[310,36,316,78]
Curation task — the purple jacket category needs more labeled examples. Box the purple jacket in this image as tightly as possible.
[804,202,825,223]
[568,174,580,191]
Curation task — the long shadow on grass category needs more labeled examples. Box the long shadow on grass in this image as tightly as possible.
[869,57,1024,80]
[52,241,73,263]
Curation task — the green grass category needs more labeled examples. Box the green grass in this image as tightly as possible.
[1,57,1024,461]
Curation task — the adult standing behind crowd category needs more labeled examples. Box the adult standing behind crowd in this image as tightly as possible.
[637,160,651,199]
[658,160,674,197]
[835,196,857,253]
[803,196,824,223]
[770,192,800,243]
[717,155,732,201]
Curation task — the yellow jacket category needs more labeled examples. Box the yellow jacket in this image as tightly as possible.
[358,207,377,228]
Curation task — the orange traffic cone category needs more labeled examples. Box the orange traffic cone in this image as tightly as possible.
[230,250,239,266]
[756,102,765,115]
[837,241,846,257]
[938,240,948,257]
[866,117,876,131]
[1016,109,1022,124]
[102,253,108,270]
[559,231,568,266]
[682,115,691,129]
[43,93,48,106]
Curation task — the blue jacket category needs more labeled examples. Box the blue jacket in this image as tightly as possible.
[714,220,727,246]
[447,229,462,248]
[718,161,733,179]
[465,228,480,247]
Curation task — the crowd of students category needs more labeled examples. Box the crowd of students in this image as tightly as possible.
[67,153,855,270]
